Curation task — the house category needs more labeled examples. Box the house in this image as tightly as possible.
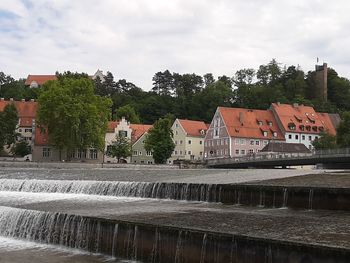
[25,75,57,88]
[32,127,103,163]
[270,103,338,150]
[204,107,285,159]
[260,141,311,154]
[0,98,37,158]
[171,119,208,163]
[130,124,153,164]
[105,117,132,163]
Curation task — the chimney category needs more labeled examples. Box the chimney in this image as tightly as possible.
[293,103,299,108]
[10,98,13,101]
[239,112,244,125]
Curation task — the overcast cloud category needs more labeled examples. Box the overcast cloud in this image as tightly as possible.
[0,0,349,89]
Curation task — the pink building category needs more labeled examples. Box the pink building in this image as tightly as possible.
[204,107,285,159]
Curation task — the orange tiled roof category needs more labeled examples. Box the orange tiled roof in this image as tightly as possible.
[271,103,335,135]
[0,100,37,127]
[130,124,152,143]
[178,119,208,137]
[25,75,57,86]
[218,107,285,140]
[107,121,119,133]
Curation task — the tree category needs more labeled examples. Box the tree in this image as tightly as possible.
[0,104,18,151]
[152,70,174,95]
[11,140,31,157]
[144,116,175,164]
[337,112,350,148]
[312,131,337,150]
[37,75,112,160]
[106,135,132,163]
[115,104,140,123]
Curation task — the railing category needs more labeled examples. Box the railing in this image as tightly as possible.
[207,148,350,165]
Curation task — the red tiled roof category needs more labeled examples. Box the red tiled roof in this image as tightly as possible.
[130,124,153,143]
[0,100,37,127]
[107,121,119,133]
[218,107,285,140]
[25,75,57,86]
[178,119,208,137]
[271,103,335,134]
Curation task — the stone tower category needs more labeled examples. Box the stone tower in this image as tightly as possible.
[314,63,328,102]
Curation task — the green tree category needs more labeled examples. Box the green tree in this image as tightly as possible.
[106,135,132,163]
[37,76,112,160]
[336,112,350,148]
[144,116,175,164]
[0,104,18,151]
[11,140,31,157]
[312,131,337,150]
[115,104,140,123]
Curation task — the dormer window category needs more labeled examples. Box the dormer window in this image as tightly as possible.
[318,126,324,132]
[299,125,305,131]
[273,132,277,137]
[312,126,318,132]
[256,119,263,126]
[288,122,296,130]
[268,121,273,127]
[263,131,268,137]
[306,125,311,131]
[200,129,206,135]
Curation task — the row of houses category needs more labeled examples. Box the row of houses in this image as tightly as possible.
[0,96,340,164]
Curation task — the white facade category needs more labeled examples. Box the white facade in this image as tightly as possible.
[285,132,319,150]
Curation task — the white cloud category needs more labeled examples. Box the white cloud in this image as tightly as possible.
[1,0,350,89]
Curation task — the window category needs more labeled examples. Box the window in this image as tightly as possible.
[309,136,312,141]
[147,161,153,164]
[18,129,22,132]
[146,151,152,156]
[89,149,97,159]
[175,123,178,128]
[240,139,245,145]
[258,121,263,126]
[118,130,127,137]
[77,149,86,159]
[235,149,239,155]
[175,150,178,155]
[175,131,178,135]
[188,151,191,155]
[250,140,254,145]
[139,151,142,156]
[214,129,219,137]
[24,128,32,133]
[188,140,192,144]
[263,131,268,137]
[288,135,292,139]
[199,140,202,145]
[235,138,240,145]
[199,151,203,156]
[133,150,138,156]
[302,135,305,140]
[264,140,268,145]
[42,147,51,158]
[268,121,273,127]
[241,150,245,155]
[255,140,260,146]
[175,140,178,145]
[249,149,254,154]
[295,135,299,140]
[180,140,183,144]
[273,132,277,137]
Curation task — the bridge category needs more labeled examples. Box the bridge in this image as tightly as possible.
[206,148,350,168]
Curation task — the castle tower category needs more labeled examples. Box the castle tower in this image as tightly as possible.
[314,62,328,102]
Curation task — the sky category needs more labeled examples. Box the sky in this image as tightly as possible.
[0,0,350,90]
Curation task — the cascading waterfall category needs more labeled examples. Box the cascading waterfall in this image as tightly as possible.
[0,179,221,203]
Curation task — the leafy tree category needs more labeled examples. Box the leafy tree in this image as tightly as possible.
[312,131,337,150]
[106,135,132,163]
[115,104,140,123]
[203,73,215,88]
[11,140,31,157]
[0,104,18,151]
[152,70,174,95]
[37,75,112,160]
[336,112,350,148]
[144,116,175,164]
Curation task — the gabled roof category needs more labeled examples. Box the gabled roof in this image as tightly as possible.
[261,142,311,153]
[0,100,38,127]
[130,124,153,143]
[25,75,57,86]
[218,107,284,140]
[107,121,119,133]
[34,126,49,146]
[178,119,208,137]
[271,103,336,135]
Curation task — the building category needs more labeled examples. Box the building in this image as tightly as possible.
[270,102,337,150]
[314,63,328,102]
[171,119,208,163]
[105,117,132,163]
[204,107,285,159]
[25,75,57,88]
[130,124,153,164]
[260,141,311,154]
[0,99,37,158]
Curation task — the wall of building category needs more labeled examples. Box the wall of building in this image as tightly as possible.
[131,133,154,164]
[171,120,187,161]
[285,132,319,150]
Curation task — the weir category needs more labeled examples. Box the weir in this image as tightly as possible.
[0,206,348,263]
[0,178,349,211]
